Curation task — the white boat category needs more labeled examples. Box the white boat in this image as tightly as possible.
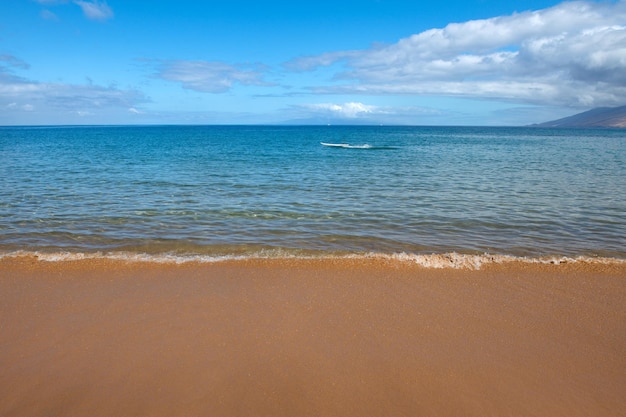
[321,142,372,149]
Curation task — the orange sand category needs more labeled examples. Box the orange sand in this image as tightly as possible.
[1,256,624,416]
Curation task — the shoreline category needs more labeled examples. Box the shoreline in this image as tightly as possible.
[2,249,625,269]
[1,257,625,416]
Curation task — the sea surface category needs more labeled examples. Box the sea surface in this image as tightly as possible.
[1,125,625,264]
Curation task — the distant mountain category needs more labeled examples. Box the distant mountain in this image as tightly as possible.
[533,105,626,128]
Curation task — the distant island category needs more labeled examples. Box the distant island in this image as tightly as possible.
[533,105,626,128]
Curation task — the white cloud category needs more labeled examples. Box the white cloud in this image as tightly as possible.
[73,0,113,21]
[0,56,147,119]
[304,102,380,118]
[0,81,146,110]
[290,101,445,124]
[289,1,626,108]
[157,60,270,93]
[4,102,34,112]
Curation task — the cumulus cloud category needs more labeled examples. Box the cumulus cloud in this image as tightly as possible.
[289,101,445,124]
[303,102,381,118]
[157,60,270,93]
[288,1,626,108]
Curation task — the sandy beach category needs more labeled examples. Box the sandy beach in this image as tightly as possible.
[1,256,624,416]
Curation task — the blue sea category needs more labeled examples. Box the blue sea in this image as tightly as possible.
[1,125,625,264]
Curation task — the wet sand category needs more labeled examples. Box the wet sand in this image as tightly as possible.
[1,256,625,416]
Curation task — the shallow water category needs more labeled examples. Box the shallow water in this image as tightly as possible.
[1,125,625,260]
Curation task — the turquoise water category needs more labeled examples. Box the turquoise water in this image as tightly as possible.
[1,125,625,260]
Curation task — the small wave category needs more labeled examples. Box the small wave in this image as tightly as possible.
[0,250,265,264]
[373,252,625,269]
[1,250,624,270]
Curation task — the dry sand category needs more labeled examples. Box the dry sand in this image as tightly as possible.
[1,256,624,416]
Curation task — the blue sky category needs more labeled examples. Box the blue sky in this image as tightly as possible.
[1,0,625,125]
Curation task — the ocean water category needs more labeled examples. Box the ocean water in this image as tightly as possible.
[1,125,625,263]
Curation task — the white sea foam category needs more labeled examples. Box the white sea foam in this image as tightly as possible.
[1,250,624,270]
[0,250,248,264]
[372,252,622,269]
